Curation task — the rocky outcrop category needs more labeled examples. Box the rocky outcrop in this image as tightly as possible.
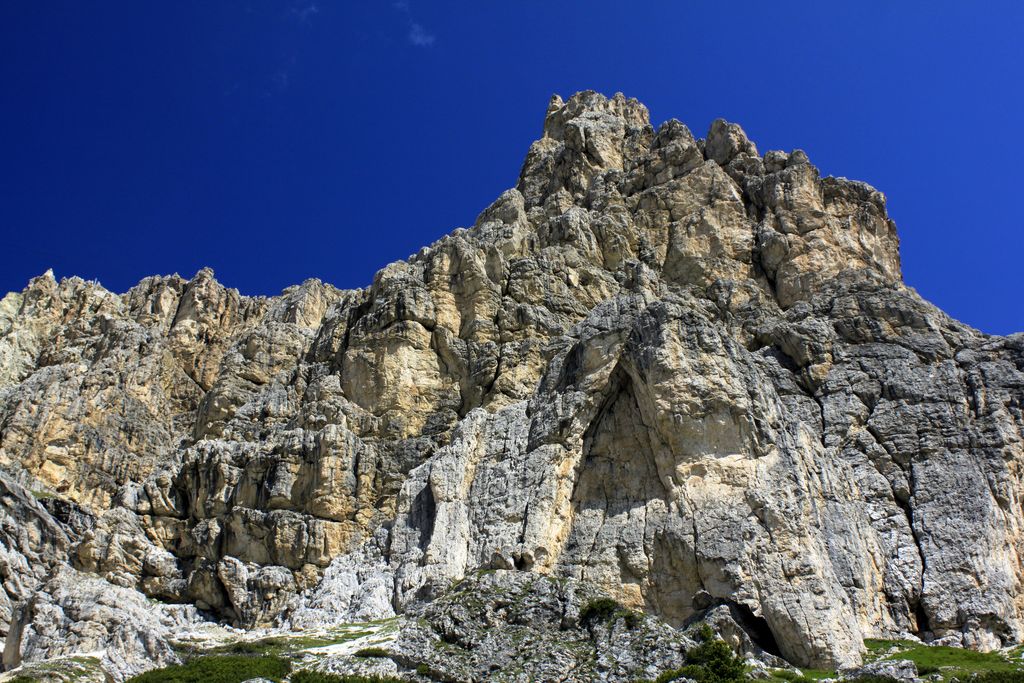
[281,533,396,629]
[841,658,919,683]
[0,91,1022,676]
[392,570,699,682]
[3,566,206,682]
[0,473,78,637]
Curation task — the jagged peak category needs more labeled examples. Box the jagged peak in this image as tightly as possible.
[541,90,651,141]
[188,266,217,284]
[705,118,758,165]
[25,269,57,291]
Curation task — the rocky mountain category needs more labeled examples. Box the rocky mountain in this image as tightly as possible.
[0,90,1022,681]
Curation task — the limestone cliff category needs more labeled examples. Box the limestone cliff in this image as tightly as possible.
[0,91,1022,676]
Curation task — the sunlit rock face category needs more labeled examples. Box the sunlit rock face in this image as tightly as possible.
[1,91,1022,672]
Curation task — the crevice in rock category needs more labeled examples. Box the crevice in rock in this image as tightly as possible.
[410,482,436,553]
[429,329,467,418]
[856,411,933,637]
[750,229,780,303]
[478,344,502,405]
[564,361,671,589]
[517,498,533,552]
[689,512,709,600]
[764,345,800,375]
[809,390,828,449]
[891,461,931,638]
[566,363,630,509]
[334,296,371,376]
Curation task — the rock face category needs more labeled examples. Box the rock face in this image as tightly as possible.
[0,91,1022,675]
[3,566,206,681]
[0,473,78,637]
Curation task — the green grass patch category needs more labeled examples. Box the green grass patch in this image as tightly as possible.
[863,639,1024,682]
[200,630,375,658]
[352,646,390,658]
[6,655,104,682]
[864,638,919,657]
[895,644,1018,674]
[972,673,1024,683]
[290,673,405,683]
[767,668,836,683]
[125,654,290,683]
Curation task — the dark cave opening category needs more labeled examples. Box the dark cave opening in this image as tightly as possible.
[728,602,783,658]
[913,599,932,637]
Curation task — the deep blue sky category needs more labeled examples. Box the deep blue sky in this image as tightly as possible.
[1,2,1021,334]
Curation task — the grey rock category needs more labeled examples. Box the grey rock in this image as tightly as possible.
[0,472,75,638]
[841,658,919,682]
[3,566,204,682]
[391,570,698,682]
[281,534,396,629]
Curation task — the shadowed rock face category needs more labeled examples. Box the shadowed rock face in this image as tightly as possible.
[0,91,1021,670]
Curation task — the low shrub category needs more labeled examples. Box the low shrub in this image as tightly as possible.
[579,597,642,630]
[580,597,622,625]
[219,639,276,654]
[201,635,297,656]
[621,609,642,630]
[655,625,747,683]
[352,646,391,658]
[126,654,291,683]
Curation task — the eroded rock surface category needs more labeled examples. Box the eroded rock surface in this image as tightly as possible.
[3,566,206,682]
[393,570,698,682]
[0,91,1022,677]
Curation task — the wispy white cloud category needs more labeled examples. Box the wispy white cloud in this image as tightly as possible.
[291,2,319,23]
[265,5,317,95]
[272,68,290,91]
[394,2,436,47]
[408,23,436,47]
